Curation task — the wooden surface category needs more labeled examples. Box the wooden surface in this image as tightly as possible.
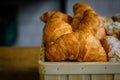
[0,47,40,80]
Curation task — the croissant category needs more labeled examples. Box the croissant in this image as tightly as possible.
[40,11,73,45]
[46,32,80,61]
[46,30,107,61]
[71,2,106,41]
[71,2,93,31]
[40,2,107,62]
[77,30,107,61]
[43,20,73,45]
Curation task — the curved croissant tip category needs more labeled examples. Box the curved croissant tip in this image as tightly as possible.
[40,15,44,21]
[40,11,55,22]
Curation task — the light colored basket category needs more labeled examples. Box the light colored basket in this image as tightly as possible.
[39,46,120,80]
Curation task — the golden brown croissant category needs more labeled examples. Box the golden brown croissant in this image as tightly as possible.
[71,2,92,31]
[43,20,73,45]
[40,11,73,45]
[46,30,107,61]
[77,30,107,61]
[40,2,107,62]
[46,32,80,61]
[71,2,106,41]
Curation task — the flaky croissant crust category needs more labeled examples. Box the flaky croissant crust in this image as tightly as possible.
[40,2,107,62]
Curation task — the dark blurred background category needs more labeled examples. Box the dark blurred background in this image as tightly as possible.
[0,0,65,46]
[0,0,120,47]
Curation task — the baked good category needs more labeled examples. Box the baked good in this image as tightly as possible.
[104,22,120,39]
[71,2,106,41]
[40,11,73,45]
[102,36,120,62]
[77,30,107,62]
[40,2,107,62]
[46,30,107,62]
[46,32,80,61]
[71,2,93,31]
[43,20,73,45]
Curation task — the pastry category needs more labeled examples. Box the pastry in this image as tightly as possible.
[40,2,107,62]
[40,11,73,45]
[103,36,120,62]
[71,2,106,41]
